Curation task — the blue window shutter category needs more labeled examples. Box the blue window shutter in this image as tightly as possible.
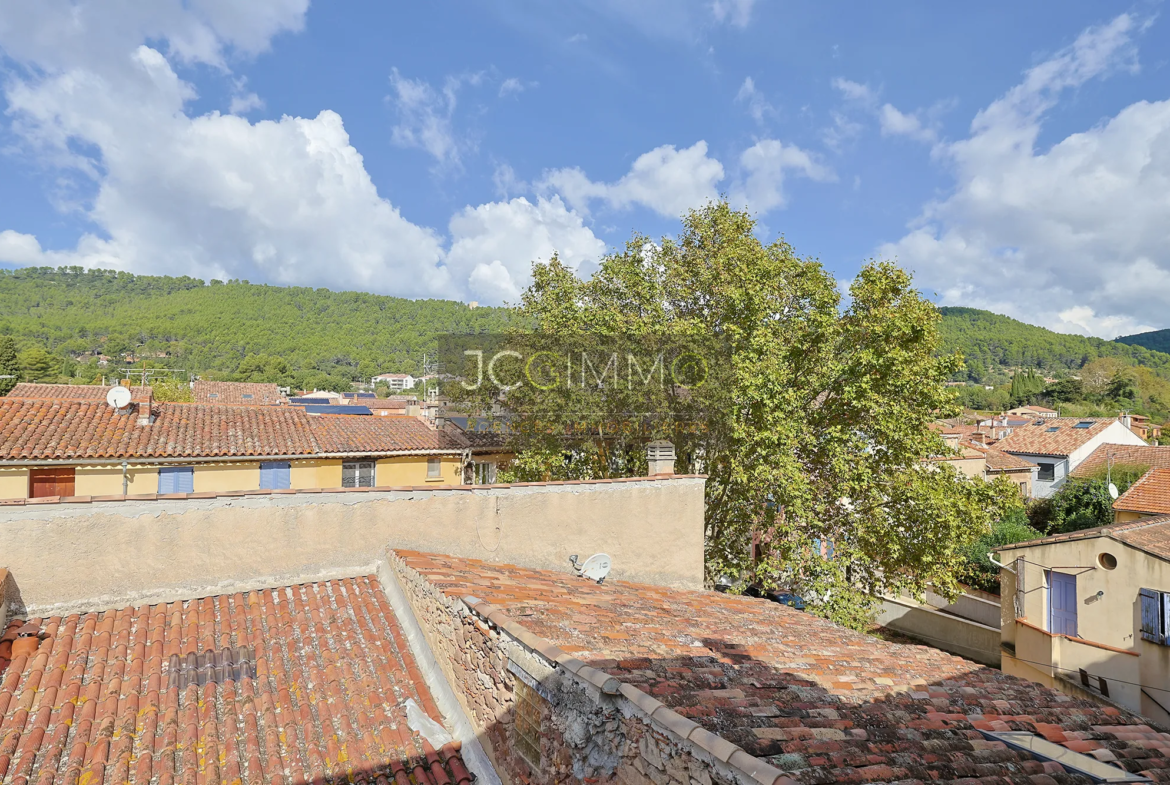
[260,462,291,490]
[158,466,194,494]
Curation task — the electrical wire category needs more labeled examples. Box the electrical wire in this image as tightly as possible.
[881,627,1170,696]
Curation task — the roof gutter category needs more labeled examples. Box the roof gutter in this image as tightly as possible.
[0,448,465,467]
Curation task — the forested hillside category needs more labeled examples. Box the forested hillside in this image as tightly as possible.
[938,307,1170,381]
[0,267,514,391]
[1117,328,1170,355]
[937,307,1170,423]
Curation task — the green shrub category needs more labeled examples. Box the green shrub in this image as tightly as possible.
[960,508,1041,593]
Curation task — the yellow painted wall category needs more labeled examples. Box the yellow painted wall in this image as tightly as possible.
[290,460,327,490]
[193,462,261,493]
[1114,510,1146,523]
[376,456,463,486]
[0,468,29,500]
[314,460,343,489]
[76,465,160,496]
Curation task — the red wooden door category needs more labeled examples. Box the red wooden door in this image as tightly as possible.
[29,467,75,498]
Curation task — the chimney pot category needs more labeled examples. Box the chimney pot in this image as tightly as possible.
[647,440,676,476]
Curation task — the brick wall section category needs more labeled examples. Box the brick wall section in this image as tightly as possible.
[388,551,793,785]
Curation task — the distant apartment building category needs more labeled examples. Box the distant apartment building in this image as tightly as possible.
[373,372,416,390]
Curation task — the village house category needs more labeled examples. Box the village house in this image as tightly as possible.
[934,429,1038,497]
[993,417,1146,498]
[1113,469,1170,522]
[0,391,468,500]
[997,515,1170,727]
[2,462,1170,785]
[192,380,289,406]
[1071,444,1170,482]
[1007,405,1059,419]
[1125,414,1164,443]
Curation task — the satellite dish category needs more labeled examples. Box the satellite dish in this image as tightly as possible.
[106,385,132,410]
[1109,483,1120,500]
[578,553,612,584]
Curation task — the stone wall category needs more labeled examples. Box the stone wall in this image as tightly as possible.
[387,551,792,785]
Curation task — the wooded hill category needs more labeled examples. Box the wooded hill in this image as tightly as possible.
[937,307,1170,383]
[0,266,513,391]
[2,268,1168,398]
[1117,328,1170,356]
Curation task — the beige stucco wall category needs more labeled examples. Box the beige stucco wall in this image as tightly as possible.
[0,477,706,616]
[1115,510,1147,524]
[999,536,1170,722]
[0,467,29,500]
[75,465,160,496]
[291,459,325,489]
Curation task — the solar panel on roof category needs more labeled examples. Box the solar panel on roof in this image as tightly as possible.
[303,405,372,415]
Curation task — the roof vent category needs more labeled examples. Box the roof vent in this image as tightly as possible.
[167,646,256,690]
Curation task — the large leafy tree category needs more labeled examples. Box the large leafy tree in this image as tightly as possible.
[468,202,1017,627]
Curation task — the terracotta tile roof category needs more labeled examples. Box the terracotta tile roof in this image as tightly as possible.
[0,576,471,785]
[192,381,288,406]
[6,383,152,402]
[0,399,465,462]
[995,417,1120,457]
[396,550,1170,783]
[1115,468,1170,516]
[308,416,469,454]
[1072,444,1170,478]
[997,514,1170,561]
[981,447,1037,472]
[0,399,317,460]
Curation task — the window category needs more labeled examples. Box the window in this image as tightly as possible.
[158,466,195,494]
[1019,481,1028,497]
[259,461,291,490]
[1073,421,1093,429]
[1045,426,1060,433]
[1098,552,1117,570]
[342,461,375,488]
[472,461,496,485]
[29,467,75,498]
[513,677,545,769]
[1036,463,1055,481]
[242,393,254,400]
[427,458,442,479]
[1140,588,1170,645]
[208,393,219,399]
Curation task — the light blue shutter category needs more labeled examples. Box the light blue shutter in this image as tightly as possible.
[260,462,291,490]
[158,466,194,494]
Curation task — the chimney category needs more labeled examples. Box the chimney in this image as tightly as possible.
[647,440,676,476]
[434,411,446,430]
[1121,413,1133,430]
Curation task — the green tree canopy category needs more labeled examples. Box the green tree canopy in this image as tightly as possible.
[460,202,1018,627]
[0,337,18,395]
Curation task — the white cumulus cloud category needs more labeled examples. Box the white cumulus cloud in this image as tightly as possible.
[0,2,610,305]
[731,140,836,213]
[881,13,1169,338]
[447,196,607,303]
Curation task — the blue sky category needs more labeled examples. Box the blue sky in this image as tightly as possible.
[0,2,1167,337]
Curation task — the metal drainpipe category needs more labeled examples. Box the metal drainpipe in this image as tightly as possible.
[121,461,129,495]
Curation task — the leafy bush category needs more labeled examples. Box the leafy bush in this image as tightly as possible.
[960,508,1041,593]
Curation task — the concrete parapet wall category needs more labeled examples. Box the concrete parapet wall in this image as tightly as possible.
[0,477,706,616]
[876,596,1001,667]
